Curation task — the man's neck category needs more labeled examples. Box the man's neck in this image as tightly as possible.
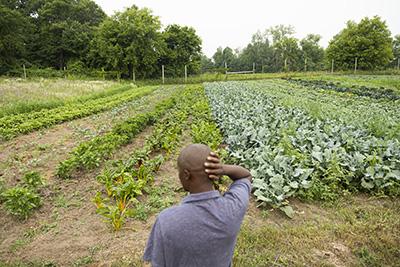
[189,183,214,194]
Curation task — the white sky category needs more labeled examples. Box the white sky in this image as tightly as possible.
[94,0,400,57]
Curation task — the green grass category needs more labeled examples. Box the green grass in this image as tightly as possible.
[0,78,120,117]
[233,196,400,266]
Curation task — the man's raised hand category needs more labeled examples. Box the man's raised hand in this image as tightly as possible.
[204,152,224,180]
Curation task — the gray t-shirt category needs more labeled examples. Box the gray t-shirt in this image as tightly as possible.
[143,178,252,267]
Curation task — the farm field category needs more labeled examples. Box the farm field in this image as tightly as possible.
[0,76,400,266]
[297,74,400,92]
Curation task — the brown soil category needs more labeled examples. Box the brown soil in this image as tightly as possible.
[0,87,175,186]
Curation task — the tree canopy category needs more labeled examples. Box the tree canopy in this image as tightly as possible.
[90,6,163,79]
[0,0,203,78]
[325,16,393,70]
[0,3,398,77]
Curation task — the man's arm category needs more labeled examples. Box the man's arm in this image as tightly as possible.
[204,152,252,182]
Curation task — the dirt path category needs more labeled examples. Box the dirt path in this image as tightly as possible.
[0,86,180,186]
[0,124,189,266]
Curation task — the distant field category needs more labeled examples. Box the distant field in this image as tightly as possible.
[298,74,400,91]
[0,78,118,117]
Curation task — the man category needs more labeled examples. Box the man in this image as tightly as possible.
[143,143,252,266]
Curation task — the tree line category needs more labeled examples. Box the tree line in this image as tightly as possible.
[204,16,400,73]
[0,0,202,78]
[1,0,399,78]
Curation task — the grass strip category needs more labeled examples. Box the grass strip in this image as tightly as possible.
[0,85,157,140]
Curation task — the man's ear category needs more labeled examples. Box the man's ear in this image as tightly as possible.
[183,169,190,180]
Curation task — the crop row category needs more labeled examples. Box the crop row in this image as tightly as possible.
[248,80,400,139]
[56,89,184,179]
[205,81,400,209]
[93,85,201,230]
[0,85,157,140]
[285,78,400,100]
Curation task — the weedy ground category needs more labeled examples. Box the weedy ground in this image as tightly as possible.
[0,79,118,117]
[0,77,399,266]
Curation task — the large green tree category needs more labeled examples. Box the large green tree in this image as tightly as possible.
[212,47,237,70]
[300,34,324,71]
[325,16,393,70]
[392,35,400,68]
[160,24,202,76]
[267,25,302,71]
[238,31,273,72]
[0,3,31,74]
[200,54,214,73]
[30,0,106,69]
[90,6,163,79]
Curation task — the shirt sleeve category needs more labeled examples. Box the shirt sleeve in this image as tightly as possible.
[143,218,165,266]
[223,177,252,212]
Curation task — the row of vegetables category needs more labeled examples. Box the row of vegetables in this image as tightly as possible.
[1,84,227,230]
[0,85,157,140]
[285,78,400,100]
[56,93,179,179]
[93,85,226,230]
[248,80,400,140]
[0,85,172,220]
[205,81,400,214]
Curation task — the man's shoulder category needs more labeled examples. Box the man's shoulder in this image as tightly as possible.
[157,204,184,222]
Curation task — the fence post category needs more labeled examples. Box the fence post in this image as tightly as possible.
[354,57,358,74]
[132,69,135,82]
[162,65,165,84]
[63,67,67,79]
[304,58,307,72]
[23,64,27,79]
[184,65,187,83]
[397,58,399,70]
[102,67,105,80]
[253,62,255,74]
[284,58,287,71]
[331,59,334,73]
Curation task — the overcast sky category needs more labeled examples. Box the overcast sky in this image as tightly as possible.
[94,0,400,57]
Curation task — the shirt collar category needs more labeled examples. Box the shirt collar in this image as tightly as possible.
[181,190,221,204]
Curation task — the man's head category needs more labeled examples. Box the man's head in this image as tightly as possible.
[177,144,213,193]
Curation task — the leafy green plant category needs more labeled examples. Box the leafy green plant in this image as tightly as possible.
[95,203,135,231]
[93,85,201,230]
[57,96,176,179]
[0,86,156,140]
[1,186,42,219]
[205,80,400,209]
[285,78,400,100]
[22,171,44,189]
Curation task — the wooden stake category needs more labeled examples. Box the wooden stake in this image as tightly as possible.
[304,58,307,72]
[253,62,256,74]
[132,69,135,82]
[184,65,187,83]
[397,58,399,70]
[162,65,165,84]
[224,62,227,74]
[284,58,287,71]
[102,67,105,80]
[331,59,334,73]
[23,64,27,79]
[354,57,358,74]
